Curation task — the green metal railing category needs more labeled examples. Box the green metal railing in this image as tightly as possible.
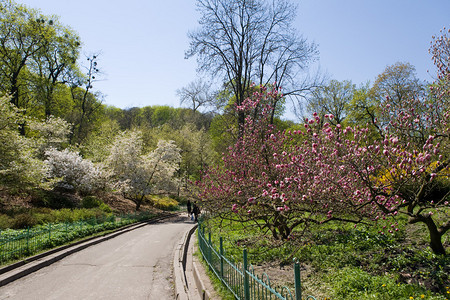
[0,212,155,265]
[197,221,317,300]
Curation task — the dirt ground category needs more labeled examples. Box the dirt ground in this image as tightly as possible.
[251,260,330,298]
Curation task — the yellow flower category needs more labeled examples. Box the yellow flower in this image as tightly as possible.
[410,297,414,299]
[382,284,386,287]
[420,295,425,299]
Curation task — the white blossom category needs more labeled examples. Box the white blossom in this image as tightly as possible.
[45,148,106,193]
[28,115,72,154]
[0,96,49,187]
[106,130,181,208]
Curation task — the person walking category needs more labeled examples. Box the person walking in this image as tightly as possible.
[192,202,200,222]
[187,200,192,218]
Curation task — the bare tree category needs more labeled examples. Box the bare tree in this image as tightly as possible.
[186,0,319,126]
[176,78,214,112]
[68,53,103,144]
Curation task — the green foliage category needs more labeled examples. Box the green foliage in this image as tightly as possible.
[152,106,176,126]
[11,213,38,229]
[0,96,49,187]
[0,0,106,148]
[108,105,213,131]
[0,0,82,116]
[271,117,293,129]
[0,207,113,230]
[50,208,110,223]
[306,79,356,125]
[146,123,217,180]
[80,196,101,208]
[81,196,112,213]
[80,118,120,162]
[327,267,446,300]
[147,195,179,211]
[201,216,449,299]
[209,114,237,154]
[30,189,76,209]
[194,251,236,300]
[171,194,188,205]
[0,214,13,229]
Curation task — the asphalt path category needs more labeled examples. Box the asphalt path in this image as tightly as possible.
[0,214,194,300]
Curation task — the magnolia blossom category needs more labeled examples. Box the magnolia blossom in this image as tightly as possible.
[196,65,449,254]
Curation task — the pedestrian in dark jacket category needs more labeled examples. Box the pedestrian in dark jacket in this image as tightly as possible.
[192,202,200,222]
[187,200,192,217]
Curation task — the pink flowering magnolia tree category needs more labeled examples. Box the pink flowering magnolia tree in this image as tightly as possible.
[195,88,353,240]
[195,29,449,254]
[302,112,448,255]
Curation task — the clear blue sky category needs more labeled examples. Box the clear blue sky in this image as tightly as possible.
[18,0,450,118]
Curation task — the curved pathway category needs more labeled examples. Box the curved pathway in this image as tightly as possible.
[0,214,194,300]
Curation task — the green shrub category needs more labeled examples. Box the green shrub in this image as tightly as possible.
[50,208,77,223]
[12,213,37,229]
[81,196,102,208]
[31,189,75,209]
[0,207,113,229]
[171,195,188,205]
[148,195,179,211]
[98,202,112,213]
[32,208,55,225]
[48,208,110,223]
[81,196,112,213]
[0,214,13,230]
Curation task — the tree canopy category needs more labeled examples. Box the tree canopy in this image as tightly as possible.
[186,0,319,127]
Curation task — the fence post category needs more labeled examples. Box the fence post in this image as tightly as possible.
[26,227,30,253]
[219,237,224,279]
[208,231,212,269]
[48,223,51,242]
[199,222,202,250]
[294,259,302,300]
[243,249,250,300]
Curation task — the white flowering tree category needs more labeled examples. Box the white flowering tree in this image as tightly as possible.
[28,116,72,155]
[44,148,106,194]
[107,130,181,210]
[0,96,49,187]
